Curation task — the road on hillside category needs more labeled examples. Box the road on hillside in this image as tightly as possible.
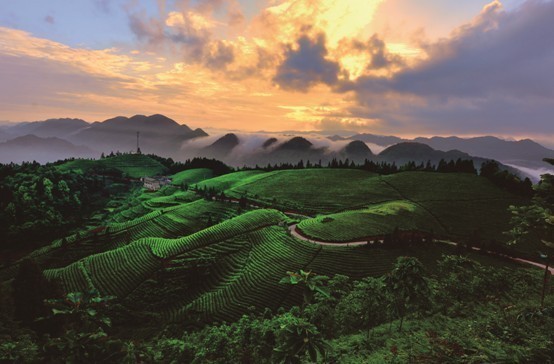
[288,224,554,274]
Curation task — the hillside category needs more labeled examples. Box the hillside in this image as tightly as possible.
[2,167,533,308]
[70,114,207,156]
[0,114,209,163]
[57,153,168,178]
[1,161,551,364]
[414,136,554,169]
[202,133,240,159]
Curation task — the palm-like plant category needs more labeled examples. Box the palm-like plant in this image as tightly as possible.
[280,270,330,308]
[40,290,119,363]
[273,313,329,363]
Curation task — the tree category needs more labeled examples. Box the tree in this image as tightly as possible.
[385,257,430,332]
[280,270,330,309]
[335,277,386,338]
[12,259,50,326]
[41,290,123,363]
[273,312,329,364]
[507,158,553,307]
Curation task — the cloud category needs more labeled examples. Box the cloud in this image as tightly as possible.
[338,0,554,135]
[227,2,245,28]
[273,33,341,92]
[203,41,235,69]
[128,12,166,46]
[128,8,240,72]
[315,117,382,133]
[364,35,404,70]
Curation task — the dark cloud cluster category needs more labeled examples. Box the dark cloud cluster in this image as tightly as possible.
[273,32,405,92]
[340,0,554,135]
[273,33,341,92]
[350,34,404,71]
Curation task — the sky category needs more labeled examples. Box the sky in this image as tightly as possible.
[0,0,552,142]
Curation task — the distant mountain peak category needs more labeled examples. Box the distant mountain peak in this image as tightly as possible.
[211,133,240,147]
[277,136,313,151]
[328,135,346,141]
[344,140,373,155]
[379,142,436,158]
[201,133,240,159]
[262,137,278,149]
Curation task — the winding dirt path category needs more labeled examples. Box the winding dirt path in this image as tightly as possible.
[289,224,374,247]
[288,224,554,274]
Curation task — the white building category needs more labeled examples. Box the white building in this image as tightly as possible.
[142,176,172,191]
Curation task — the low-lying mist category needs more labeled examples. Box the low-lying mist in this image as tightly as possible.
[178,132,387,166]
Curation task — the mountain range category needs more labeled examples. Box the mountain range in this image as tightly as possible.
[1,114,553,178]
[0,114,207,162]
[199,134,522,175]
[335,133,553,170]
[0,135,96,164]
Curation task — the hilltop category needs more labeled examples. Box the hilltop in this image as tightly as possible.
[56,153,168,178]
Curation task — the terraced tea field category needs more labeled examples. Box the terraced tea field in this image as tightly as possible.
[195,170,268,191]
[226,169,402,213]
[2,167,534,326]
[216,169,526,242]
[297,201,445,242]
[171,168,214,186]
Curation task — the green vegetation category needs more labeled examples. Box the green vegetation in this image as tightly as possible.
[58,154,168,178]
[170,168,213,186]
[228,169,401,213]
[2,255,551,363]
[298,201,444,242]
[0,162,115,252]
[1,156,551,363]
[381,171,511,201]
[196,169,268,191]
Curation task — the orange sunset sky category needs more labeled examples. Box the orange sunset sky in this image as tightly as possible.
[0,0,553,142]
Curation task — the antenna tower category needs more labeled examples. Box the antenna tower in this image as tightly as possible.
[136,131,142,154]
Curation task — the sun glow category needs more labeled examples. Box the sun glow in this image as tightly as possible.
[265,0,383,46]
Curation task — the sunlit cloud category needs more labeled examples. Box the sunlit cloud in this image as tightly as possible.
[0,0,552,141]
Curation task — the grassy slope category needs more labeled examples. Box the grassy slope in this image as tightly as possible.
[126,223,524,323]
[228,169,526,243]
[170,168,214,186]
[196,170,268,191]
[381,172,525,242]
[227,169,401,213]
[297,201,445,242]
[57,154,168,178]
[0,199,238,281]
